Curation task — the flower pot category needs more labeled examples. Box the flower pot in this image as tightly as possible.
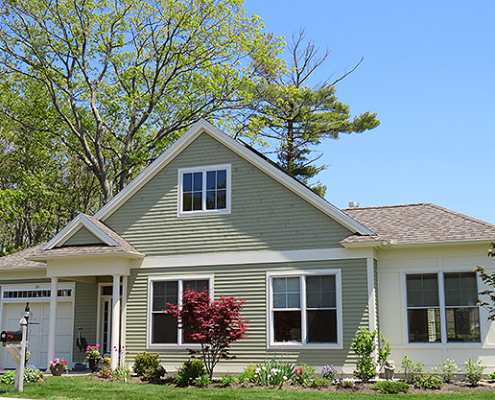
[50,365,65,376]
[88,359,99,373]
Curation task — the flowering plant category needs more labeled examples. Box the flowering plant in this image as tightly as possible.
[85,344,102,362]
[49,358,68,373]
[321,364,338,381]
[293,363,315,387]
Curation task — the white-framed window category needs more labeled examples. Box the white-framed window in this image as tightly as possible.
[267,269,342,348]
[147,275,213,348]
[406,272,480,343]
[177,164,231,216]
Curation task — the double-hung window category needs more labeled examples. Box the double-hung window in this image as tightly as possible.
[269,270,341,347]
[178,164,231,216]
[149,277,211,346]
[406,272,480,343]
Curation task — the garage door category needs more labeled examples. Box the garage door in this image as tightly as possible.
[0,295,73,369]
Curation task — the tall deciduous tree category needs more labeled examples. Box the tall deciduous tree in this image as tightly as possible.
[244,31,380,196]
[0,0,282,203]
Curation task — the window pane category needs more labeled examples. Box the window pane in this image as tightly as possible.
[446,307,480,342]
[152,313,177,343]
[217,170,227,189]
[407,308,441,342]
[407,274,439,307]
[153,281,178,311]
[206,190,216,210]
[206,171,216,190]
[444,272,478,306]
[183,193,192,212]
[193,172,202,191]
[192,192,202,211]
[274,311,301,342]
[307,310,337,343]
[273,277,300,309]
[217,190,227,209]
[306,275,336,308]
[183,279,209,293]
[183,173,193,192]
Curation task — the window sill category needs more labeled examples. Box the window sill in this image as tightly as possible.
[268,343,343,350]
[178,209,231,218]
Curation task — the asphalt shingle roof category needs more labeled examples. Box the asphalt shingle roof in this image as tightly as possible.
[342,203,495,245]
[0,245,46,270]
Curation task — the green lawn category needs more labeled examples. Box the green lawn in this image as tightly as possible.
[0,376,493,400]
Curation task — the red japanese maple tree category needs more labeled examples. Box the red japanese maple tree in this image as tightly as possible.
[166,288,248,378]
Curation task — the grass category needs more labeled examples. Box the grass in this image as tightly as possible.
[0,376,493,400]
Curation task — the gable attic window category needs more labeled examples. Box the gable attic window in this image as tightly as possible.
[178,164,231,216]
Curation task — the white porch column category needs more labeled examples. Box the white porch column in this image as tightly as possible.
[110,275,121,370]
[120,275,128,359]
[47,277,58,368]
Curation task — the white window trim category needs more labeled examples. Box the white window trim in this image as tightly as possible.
[147,274,214,350]
[266,269,343,350]
[403,271,482,346]
[177,164,231,217]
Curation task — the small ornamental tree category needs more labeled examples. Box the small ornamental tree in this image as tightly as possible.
[166,289,248,378]
[475,243,495,320]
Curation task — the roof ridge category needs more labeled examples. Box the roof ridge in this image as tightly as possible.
[343,203,428,211]
[427,203,495,230]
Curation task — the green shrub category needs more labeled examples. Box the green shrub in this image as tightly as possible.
[0,371,15,384]
[219,374,238,387]
[487,371,495,381]
[464,358,485,386]
[175,359,207,387]
[133,352,160,377]
[251,360,295,388]
[416,373,443,390]
[372,380,410,394]
[432,359,458,383]
[340,377,356,388]
[193,374,211,387]
[114,366,131,382]
[311,377,330,388]
[238,363,257,383]
[401,355,424,384]
[351,328,391,382]
[293,363,315,387]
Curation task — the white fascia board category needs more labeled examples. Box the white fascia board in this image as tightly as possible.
[43,214,119,250]
[27,251,144,262]
[94,119,373,235]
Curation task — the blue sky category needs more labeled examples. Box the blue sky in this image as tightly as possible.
[244,0,495,224]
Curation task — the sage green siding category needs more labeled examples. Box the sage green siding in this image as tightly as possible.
[63,227,104,247]
[104,132,353,256]
[72,282,98,363]
[125,258,368,369]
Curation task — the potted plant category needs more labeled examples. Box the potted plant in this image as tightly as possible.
[49,357,68,376]
[85,344,102,372]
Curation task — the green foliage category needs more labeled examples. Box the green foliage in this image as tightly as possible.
[310,377,331,388]
[401,356,425,384]
[238,363,257,383]
[175,359,207,387]
[372,380,410,394]
[133,352,164,382]
[321,364,338,381]
[218,375,238,388]
[350,328,391,382]
[340,377,356,388]
[416,373,443,390]
[487,371,495,381]
[0,0,284,204]
[192,375,211,387]
[244,31,379,196]
[114,366,131,382]
[475,250,495,320]
[464,358,485,386]
[432,359,459,383]
[0,371,16,384]
[293,363,315,387]
[250,360,295,388]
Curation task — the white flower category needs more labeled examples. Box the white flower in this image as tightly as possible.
[283,376,288,380]
[262,366,266,370]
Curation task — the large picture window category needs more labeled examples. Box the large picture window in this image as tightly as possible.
[269,270,341,347]
[178,165,231,216]
[406,272,480,343]
[150,277,210,345]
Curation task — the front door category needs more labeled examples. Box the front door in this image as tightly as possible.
[98,285,121,357]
